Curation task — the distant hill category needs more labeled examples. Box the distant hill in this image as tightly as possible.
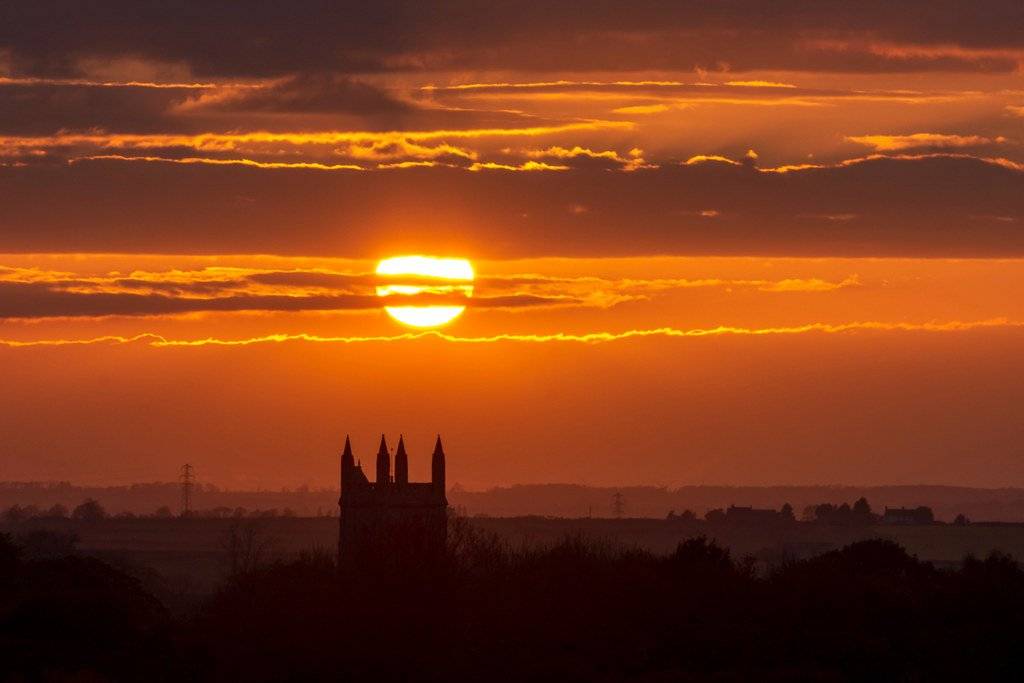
[4,481,1024,522]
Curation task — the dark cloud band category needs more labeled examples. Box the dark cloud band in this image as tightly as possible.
[1,154,1020,257]
[2,1,1023,77]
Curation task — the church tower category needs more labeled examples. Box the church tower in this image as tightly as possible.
[339,434,449,569]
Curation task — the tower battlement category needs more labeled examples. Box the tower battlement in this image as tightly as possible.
[338,434,448,568]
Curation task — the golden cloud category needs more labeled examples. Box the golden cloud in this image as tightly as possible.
[75,155,365,171]
[846,133,1006,151]
[467,161,569,172]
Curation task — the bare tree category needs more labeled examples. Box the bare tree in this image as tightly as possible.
[221,520,276,575]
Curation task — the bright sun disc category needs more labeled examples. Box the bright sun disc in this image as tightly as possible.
[376,255,474,328]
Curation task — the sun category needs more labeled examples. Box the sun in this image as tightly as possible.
[376,255,474,328]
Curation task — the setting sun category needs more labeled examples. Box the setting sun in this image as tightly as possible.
[375,255,474,328]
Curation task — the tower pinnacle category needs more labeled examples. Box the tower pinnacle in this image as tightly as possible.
[431,435,446,493]
[342,435,354,469]
[376,434,391,485]
[395,435,409,485]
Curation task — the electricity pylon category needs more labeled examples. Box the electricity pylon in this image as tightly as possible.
[180,464,195,517]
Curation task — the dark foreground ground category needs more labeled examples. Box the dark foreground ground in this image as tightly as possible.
[2,518,1024,682]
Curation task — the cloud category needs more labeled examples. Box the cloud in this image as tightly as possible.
[0,263,866,320]
[426,79,947,107]
[847,133,1007,151]
[0,75,220,89]
[611,104,671,115]
[0,279,575,320]
[4,2,1024,76]
[0,80,196,136]
[1,318,1018,349]
[724,80,798,88]
[2,153,1022,257]
[173,74,410,115]
[757,276,860,292]
[75,155,366,171]
[761,152,1024,174]
[0,120,633,166]
[518,146,652,171]
[467,161,569,172]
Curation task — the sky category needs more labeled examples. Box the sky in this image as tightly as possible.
[1,1,1023,489]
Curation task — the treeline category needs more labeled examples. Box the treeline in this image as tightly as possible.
[670,497,950,526]
[4,496,950,525]
[2,499,334,522]
[3,481,1021,520]
[2,522,1023,681]
[453,484,1024,521]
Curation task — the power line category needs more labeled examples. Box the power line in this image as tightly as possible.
[612,491,625,519]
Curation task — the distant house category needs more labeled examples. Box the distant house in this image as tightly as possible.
[881,506,934,525]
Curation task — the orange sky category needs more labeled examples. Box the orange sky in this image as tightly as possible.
[1,2,1023,488]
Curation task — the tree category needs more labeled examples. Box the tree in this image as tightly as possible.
[954,513,970,526]
[153,506,173,518]
[4,504,40,522]
[45,503,69,519]
[0,533,19,573]
[813,503,836,523]
[853,497,872,517]
[670,535,736,576]
[780,503,795,521]
[3,505,27,523]
[71,498,107,522]
[222,520,275,575]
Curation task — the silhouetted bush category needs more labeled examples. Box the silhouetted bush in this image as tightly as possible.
[0,532,172,681]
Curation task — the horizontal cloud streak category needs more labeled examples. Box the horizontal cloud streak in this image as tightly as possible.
[0,281,579,319]
[0,121,632,153]
[0,263,860,319]
[0,318,1018,348]
[77,155,366,171]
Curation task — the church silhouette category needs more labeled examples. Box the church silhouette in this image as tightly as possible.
[338,434,448,568]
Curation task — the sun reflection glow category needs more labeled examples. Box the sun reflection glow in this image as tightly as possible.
[376,256,474,327]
